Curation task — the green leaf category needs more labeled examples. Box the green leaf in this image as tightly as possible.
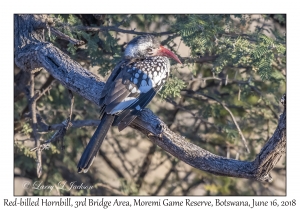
[159,76,187,99]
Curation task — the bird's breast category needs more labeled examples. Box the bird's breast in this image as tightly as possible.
[125,56,170,94]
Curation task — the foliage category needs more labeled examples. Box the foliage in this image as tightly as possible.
[159,76,187,99]
[14,14,286,196]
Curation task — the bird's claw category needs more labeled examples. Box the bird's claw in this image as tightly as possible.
[147,122,165,139]
[147,132,163,140]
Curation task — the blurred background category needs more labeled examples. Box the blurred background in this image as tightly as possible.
[14,14,286,195]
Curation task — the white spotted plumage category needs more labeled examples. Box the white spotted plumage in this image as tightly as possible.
[110,57,170,114]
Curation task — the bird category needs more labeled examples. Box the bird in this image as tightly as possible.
[77,34,182,173]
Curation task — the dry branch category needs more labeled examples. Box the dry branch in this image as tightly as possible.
[75,25,174,36]
[50,27,85,46]
[28,73,42,178]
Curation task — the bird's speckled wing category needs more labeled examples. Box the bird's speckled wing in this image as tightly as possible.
[99,57,169,130]
[99,60,127,101]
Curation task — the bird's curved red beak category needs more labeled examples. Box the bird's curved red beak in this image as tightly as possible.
[158,46,182,64]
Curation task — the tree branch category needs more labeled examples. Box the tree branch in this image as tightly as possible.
[181,55,218,64]
[14,14,286,182]
[182,90,250,153]
[94,183,125,196]
[151,160,177,195]
[50,27,85,46]
[136,143,156,191]
[75,25,175,36]
[99,149,125,180]
[28,73,42,178]
[14,68,31,102]
[39,119,100,132]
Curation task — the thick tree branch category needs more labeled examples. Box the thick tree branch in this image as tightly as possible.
[14,14,286,182]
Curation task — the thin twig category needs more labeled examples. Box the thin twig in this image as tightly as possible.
[31,119,70,152]
[194,75,279,120]
[45,119,69,144]
[99,150,125,179]
[30,143,50,152]
[181,55,218,64]
[94,183,125,196]
[14,138,35,142]
[34,80,56,102]
[151,160,177,196]
[115,15,131,28]
[182,90,250,153]
[39,119,100,132]
[75,25,175,36]
[50,27,85,46]
[161,33,181,45]
[182,178,205,195]
[166,170,192,195]
[19,75,55,120]
[67,90,74,130]
[221,103,250,153]
[148,156,169,171]
[165,98,219,130]
[136,143,156,191]
[106,137,133,178]
[29,73,42,178]
[111,136,135,170]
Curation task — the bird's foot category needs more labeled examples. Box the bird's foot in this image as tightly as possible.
[147,123,165,140]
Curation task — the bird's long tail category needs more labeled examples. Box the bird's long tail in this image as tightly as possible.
[77,113,115,173]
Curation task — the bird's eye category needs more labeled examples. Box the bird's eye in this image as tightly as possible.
[147,48,152,52]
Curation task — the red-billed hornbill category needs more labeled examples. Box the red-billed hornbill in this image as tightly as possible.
[77,35,181,173]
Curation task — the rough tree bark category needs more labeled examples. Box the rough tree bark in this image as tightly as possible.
[14,14,286,182]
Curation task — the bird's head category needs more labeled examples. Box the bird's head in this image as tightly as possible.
[124,35,182,64]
